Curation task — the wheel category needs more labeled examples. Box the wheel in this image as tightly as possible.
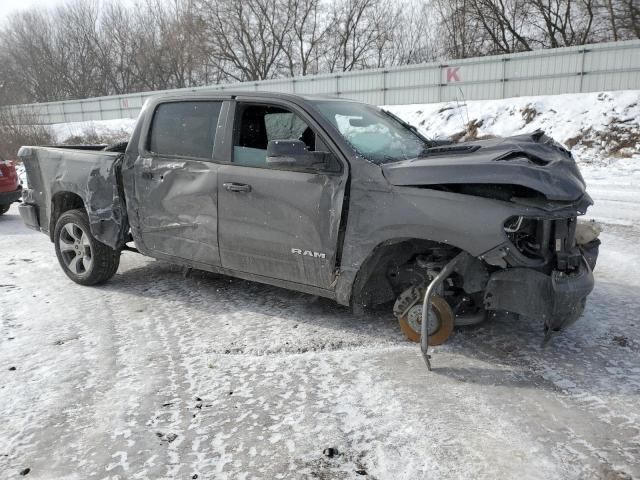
[397,293,455,345]
[54,209,120,285]
[0,204,9,215]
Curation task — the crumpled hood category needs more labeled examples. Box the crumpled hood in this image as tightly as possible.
[381,131,587,202]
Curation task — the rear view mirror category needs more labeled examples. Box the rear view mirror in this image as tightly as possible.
[348,117,373,127]
[266,140,328,170]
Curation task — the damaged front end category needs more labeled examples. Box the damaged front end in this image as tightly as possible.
[381,130,601,344]
[483,214,601,340]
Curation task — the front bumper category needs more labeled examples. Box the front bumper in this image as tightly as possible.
[484,257,594,331]
[0,185,22,205]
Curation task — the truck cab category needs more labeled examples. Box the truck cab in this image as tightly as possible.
[122,94,348,294]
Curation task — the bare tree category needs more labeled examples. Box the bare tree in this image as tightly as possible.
[282,0,329,76]
[601,0,640,39]
[53,0,105,98]
[322,0,386,72]
[433,0,491,58]
[1,9,66,101]
[195,0,292,81]
[528,0,596,47]
[96,1,144,94]
[0,0,634,107]
[466,0,533,53]
[386,2,440,65]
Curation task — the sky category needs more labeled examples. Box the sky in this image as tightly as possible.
[0,0,65,21]
[0,0,138,22]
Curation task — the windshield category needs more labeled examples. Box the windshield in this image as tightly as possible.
[314,101,429,164]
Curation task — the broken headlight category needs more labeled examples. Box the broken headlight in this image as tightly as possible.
[504,215,586,272]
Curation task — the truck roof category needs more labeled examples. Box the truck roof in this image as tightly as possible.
[146,90,360,105]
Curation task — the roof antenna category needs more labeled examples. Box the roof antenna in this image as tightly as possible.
[454,87,470,139]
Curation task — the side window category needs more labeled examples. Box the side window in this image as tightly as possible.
[233,104,317,168]
[149,101,222,159]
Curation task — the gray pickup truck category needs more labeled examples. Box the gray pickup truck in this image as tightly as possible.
[18,91,600,356]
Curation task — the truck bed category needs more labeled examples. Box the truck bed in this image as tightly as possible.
[19,145,126,248]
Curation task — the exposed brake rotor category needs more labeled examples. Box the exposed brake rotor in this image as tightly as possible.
[393,287,455,345]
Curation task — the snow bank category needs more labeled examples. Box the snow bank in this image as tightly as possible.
[48,90,639,165]
[386,90,640,164]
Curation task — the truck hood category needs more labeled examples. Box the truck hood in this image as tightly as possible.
[381,131,587,202]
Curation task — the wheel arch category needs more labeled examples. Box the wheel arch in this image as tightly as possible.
[349,237,462,310]
[49,191,87,242]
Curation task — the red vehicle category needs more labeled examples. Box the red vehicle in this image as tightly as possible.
[0,159,22,215]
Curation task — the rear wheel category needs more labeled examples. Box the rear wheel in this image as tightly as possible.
[0,205,9,215]
[54,209,120,285]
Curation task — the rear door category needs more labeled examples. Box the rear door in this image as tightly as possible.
[131,100,226,266]
[217,99,348,289]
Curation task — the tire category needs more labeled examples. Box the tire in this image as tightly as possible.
[54,209,120,286]
[0,204,10,215]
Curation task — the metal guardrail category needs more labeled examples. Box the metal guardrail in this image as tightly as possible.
[8,39,640,125]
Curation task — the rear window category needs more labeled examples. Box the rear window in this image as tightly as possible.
[149,101,222,159]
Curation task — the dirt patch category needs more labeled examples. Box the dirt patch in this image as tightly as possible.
[612,335,629,347]
[521,104,538,124]
[466,119,484,139]
[565,125,639,157]
[437,105,454,114]
[450,130,467,143]
[449,119,498,143]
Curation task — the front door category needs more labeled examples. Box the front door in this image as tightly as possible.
[131,100,224,266]
[217,101,347,289]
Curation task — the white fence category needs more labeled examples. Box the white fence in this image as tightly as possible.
[9,39,640,125]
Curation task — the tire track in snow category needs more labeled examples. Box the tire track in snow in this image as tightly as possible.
[3,203,640,479]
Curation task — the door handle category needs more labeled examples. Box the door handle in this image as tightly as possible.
[223,182,252,193]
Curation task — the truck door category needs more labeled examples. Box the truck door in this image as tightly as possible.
[131,100,226,266]
[217,101,347,289]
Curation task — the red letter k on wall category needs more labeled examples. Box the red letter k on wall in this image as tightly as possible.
[446,67,460,82]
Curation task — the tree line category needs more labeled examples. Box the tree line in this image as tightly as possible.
[0,0,637,106]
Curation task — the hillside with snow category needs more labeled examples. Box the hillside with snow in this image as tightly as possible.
[386,90,639,165]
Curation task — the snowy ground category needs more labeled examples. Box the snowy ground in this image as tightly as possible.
[1,171,639,480]
[2,93,640,479]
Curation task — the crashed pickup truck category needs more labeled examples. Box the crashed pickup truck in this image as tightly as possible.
[18,91,601,355]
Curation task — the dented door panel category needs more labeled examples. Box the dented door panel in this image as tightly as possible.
[217,165,346,289]
[132,156,221,266]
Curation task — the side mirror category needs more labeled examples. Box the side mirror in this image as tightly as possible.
[266,139,328,170]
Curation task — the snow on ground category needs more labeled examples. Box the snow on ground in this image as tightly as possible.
[2,92,640,479]
[581,158,640,226]
[2,197,640,480]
